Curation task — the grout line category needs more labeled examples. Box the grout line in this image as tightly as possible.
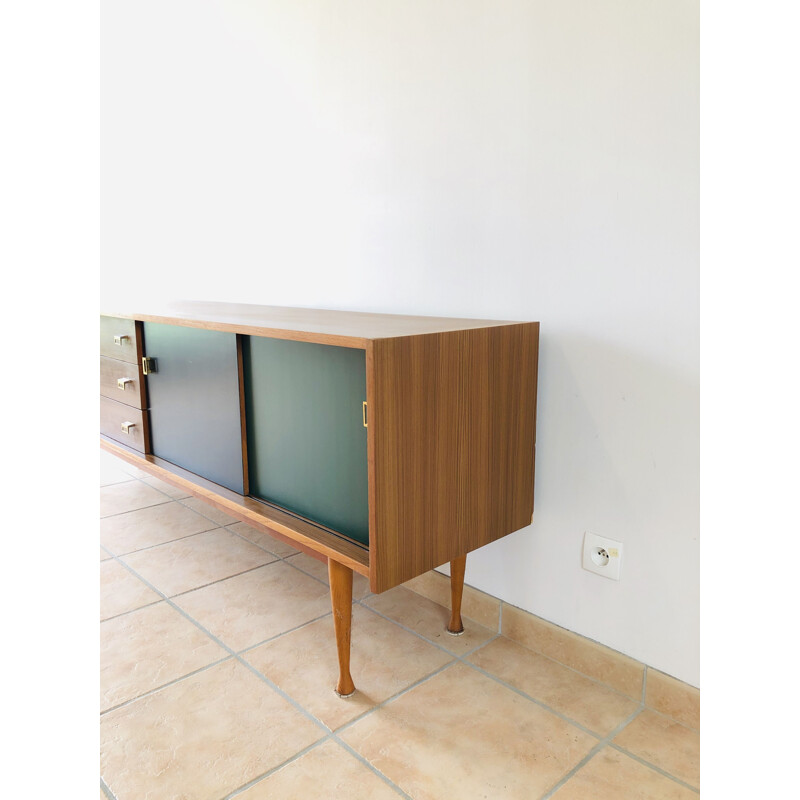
[223,737,334,799]
[333,660,459,736]
[234,658,411,798]
[99,778,117,800]
[100,460,696,798]
[116,525,223,554]
[99,477,137,488]
[335,739,415,800]
[103,543,411,800]
[100,655,234,716]
[632,704,700,734]
[99,498,173,519]
[350,600,631,740]
[461,660,603,741]
[538,707,645,800]
[281,554,332,587]
[102,528,217,560]
[608,743,700,794]
[165,560,280,600]
[236,610,333,655]
[354,598,488,659]
[100,598,163,623]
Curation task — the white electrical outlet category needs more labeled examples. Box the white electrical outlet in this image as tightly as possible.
[582,533,623,580]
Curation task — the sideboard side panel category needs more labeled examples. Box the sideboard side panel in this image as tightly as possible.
[370,323,539,592]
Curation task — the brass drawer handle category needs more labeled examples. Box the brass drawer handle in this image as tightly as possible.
[117,377,132,390]
[120,421,136,434]
[113,334,130,346]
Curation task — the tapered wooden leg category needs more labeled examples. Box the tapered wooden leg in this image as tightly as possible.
[447,554,467,635]
[328,559,356,697]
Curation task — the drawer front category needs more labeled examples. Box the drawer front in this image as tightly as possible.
[100,396,148,452]
[100,356,146,409]
[100,316,139,364]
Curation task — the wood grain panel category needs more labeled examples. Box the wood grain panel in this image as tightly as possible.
[99,316,139,363]
[100,356,146,409]
[100,397,149,453]
[100,436,370,576]
[100,301,524,348]
[368,323,538,592]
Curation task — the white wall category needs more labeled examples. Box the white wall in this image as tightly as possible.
[102,0,699,686]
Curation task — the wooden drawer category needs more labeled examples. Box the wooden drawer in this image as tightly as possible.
[100,316,139,364]
[100,356,146,409]
[100,396,149,452]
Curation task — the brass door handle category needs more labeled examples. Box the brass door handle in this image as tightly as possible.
[117,377,132,390]
[362,401,368,428]
[113,334,129,346]
[121,421,136,434]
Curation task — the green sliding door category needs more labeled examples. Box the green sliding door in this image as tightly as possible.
[143,323,244,494]
[243,337,369,546]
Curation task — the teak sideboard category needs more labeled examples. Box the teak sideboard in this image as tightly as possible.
[99,301,539,696]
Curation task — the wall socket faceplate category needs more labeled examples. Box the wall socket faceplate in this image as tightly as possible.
[582,532,623,580]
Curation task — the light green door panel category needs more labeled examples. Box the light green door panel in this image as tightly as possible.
[243,337,369,546]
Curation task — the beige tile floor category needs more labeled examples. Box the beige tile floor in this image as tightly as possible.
[99,450,700,800]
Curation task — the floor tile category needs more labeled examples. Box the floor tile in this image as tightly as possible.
[140,474,192,499]
[469,637,639,736]
[100,560,161,621]
[236,740,400,800]
[228,521,300,557]
[502,604,644,699]
[614,710,700,788]
[286,552,371,599]
[341,662,597,800]
[551,746,697,800]
[175,561,332,652]
[100,546,111,561]
[102,452,150,480]
[99,481,171,517]
[646,669,700,730]
[100,502,218,555]
[100,660,323,800]
[122,528,277,597]
[363,585,495,655]
[245,604,452,730]
[99,460,134,487]
[181,495,241,526]
[100,602,227,711]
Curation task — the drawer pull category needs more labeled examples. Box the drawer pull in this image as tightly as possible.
[113,334,130,346]
[120,421,136,434]
[117,377,133,390]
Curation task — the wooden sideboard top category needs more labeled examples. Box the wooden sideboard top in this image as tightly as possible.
[101,301,528,348]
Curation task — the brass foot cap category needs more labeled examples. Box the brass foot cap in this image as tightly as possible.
[446,627,465,636]
[334,688,356,698]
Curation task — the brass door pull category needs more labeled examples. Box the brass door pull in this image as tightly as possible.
[362,401,368,428]
[121,421,136,434]
[117,377,132,390]
[113,334,129,346]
